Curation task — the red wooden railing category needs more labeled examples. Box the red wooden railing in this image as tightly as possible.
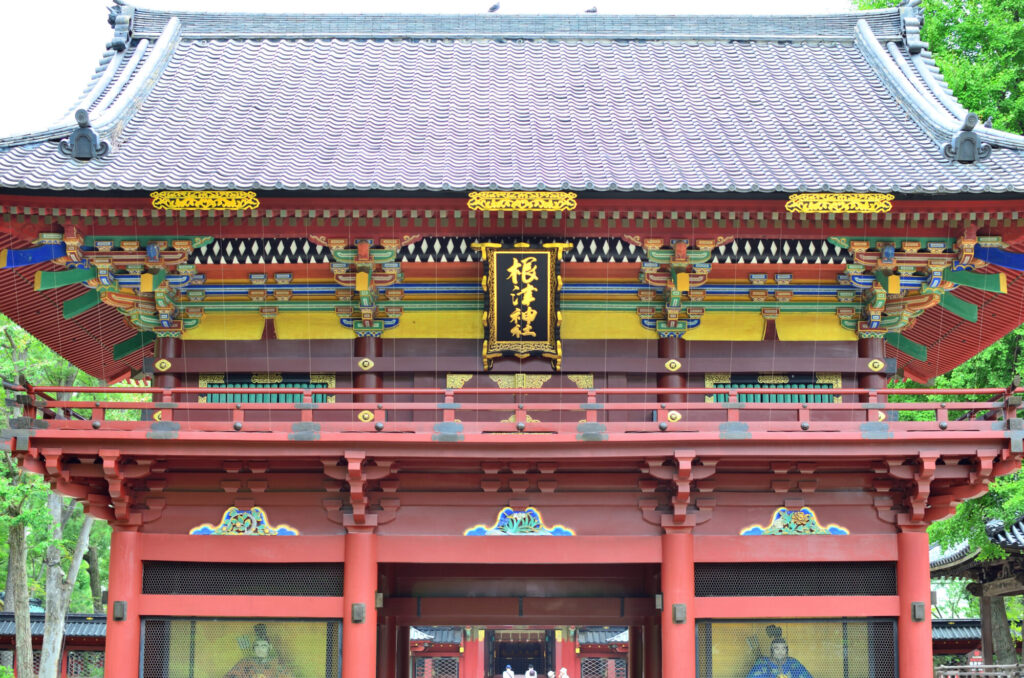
[6,384,1019,442]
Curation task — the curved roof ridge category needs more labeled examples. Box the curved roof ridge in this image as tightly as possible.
[0,17,180,150]
[126,4,905,41]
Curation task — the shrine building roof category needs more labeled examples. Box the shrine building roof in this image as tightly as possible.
[1,3,1024,194]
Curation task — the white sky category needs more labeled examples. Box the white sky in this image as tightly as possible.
[0,0,853,137]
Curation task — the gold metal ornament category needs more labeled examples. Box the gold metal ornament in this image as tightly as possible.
[664,359,682,372]
[785,193,894,214]
[446,374,474,389]
[358,358,375,371]
[467,191,577,212]
[667,410,682,423]
[150,191,260,211]
[154,358,172,372]
[357,410,375,422]
[868,359,886,372]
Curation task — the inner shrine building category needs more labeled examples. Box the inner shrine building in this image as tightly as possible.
[3,3,1024,678]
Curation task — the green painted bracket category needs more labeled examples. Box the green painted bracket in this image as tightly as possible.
[113,331,156,361]
[62,290,101,319]
[884,332,927,362]
[938,293,979,322]
[82,235,215,249]
[34,266,96,291]
[828,236,956,251]
[943,268,1007,293]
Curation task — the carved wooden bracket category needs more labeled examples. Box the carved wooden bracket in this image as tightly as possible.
[640,450,716,530]
[322,453,395,530]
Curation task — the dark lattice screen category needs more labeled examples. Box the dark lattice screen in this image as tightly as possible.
[695,563,896,597]
[581,657,627,678]
[141,618,340,678]
[696,619,896,678]
[415,656,460,678]
[142,562,344,596]
[66,650,105,678]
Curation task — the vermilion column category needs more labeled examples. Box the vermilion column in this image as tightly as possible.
[377,615,397,678]
[397,626,411,678]
[554,628,578,676]
[342,531,378,678]
[897,530,931,677]
[643,616,660,678]
[657,336,684,403]
[661,531,695,678]
[106,529,142,678]
[463,628,485,678]
[627,626,642,678]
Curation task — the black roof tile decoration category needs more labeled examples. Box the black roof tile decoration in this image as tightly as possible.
[0,613,106,639]
[1,6,1023,193]
[930,516,1024,572]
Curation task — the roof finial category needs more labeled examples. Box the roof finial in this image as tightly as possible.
[59,110,110,161]
[899,0,926,53]
[106,1,133,51]
[943,113,992,164]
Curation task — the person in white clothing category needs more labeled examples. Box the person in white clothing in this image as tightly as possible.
[547,672,555,678]
[558,669,570,678]
[525,665,537,678]
[503,665,515,678]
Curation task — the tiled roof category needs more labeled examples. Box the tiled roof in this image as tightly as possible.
[1,5,1023,193]
[930,516,1024,573]
[932,618,981,642]
[0,613,106,639]
[578,626,628,645]
[410,627,463,644]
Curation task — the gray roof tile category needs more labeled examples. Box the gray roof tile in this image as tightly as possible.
[1,6,1023,193]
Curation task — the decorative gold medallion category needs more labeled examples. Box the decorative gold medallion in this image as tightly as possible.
[868,358,886,372]
[154,358,172,372]
[150,190,260,211]
[664,359,682,372]
[667,410,682,422]
[357,410,375,422]
[358,358,375,371]
[785,193,894,214]
[467,191,577,212]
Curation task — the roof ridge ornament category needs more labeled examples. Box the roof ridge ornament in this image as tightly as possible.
[899,0,925,54]
[944,113,992,164]
[106,1,133,52]
[59,110,110,161]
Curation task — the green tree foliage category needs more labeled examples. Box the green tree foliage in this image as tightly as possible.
[857,0,1024,135]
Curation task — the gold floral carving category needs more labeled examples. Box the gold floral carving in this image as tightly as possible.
[567,374,594,389]
[197,373,225,404]
[310,373,336,403]
[489,373,552,389]
[785,193,894,214]
[757,375,790,384]
[467,191,577,212]
[816,372,843,403]
[447,374,474,389]
[150,191,260,211]
[250,373,283,384]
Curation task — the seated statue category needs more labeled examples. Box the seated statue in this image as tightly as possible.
[225,624,295,678]
[746,637,812,678]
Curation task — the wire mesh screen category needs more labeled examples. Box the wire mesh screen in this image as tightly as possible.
[142,562,344,596]
[694,563,897,597]
[141,619,340,678]
[696,619,896,678]
[414,656,460,678]
[581,657,628,678]
[0,650,12,670]
[67,650,105,678]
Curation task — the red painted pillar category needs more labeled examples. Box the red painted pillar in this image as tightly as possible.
[382,616,398,678]
[106,530,142,678]
[554,628,578,676]
[397,626,412,678]
[355,336,382,403]
[657,336,685,403]
[897,530,931,677]
[627,626,642,678]
[661,531,695,678]
[643,616,660,678]
[463,628,485,678]
[342,531,378,678]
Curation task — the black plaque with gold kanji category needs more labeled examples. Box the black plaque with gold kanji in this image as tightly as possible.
[483,246,561,368]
